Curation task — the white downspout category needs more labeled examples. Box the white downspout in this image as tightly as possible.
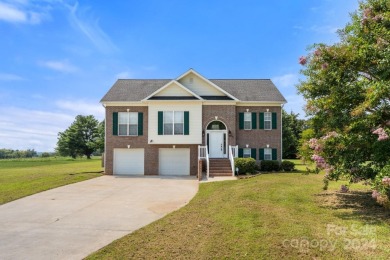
[281,104,284,161]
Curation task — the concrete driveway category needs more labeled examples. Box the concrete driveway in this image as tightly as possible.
[0,175,198,260]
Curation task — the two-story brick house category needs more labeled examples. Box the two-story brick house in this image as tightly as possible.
[100,69,286,177]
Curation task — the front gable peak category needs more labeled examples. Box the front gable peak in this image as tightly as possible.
[176,69,238,101]
[143,80,203,101]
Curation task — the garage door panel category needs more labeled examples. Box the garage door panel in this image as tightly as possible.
[159,148,190,176]
[114,149,144,175]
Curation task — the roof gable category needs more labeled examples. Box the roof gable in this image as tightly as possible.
[100,70,287,103]
[177,69,238,100]
[143,80,202,101]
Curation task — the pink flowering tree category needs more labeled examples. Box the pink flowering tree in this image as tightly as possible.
[372,165,390,208]
[297,0,390,204]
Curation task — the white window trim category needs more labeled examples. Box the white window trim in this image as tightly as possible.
[264,112,272,130]
[118,112,138,136]
[244,112,252,130]
[243,148,251,158]
[264,148,272,160]
[163,111,184,136]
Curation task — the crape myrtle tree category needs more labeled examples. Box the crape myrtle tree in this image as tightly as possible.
[56,115,103,159]
[297,0,390,207]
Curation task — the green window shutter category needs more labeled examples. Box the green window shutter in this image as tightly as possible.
[259,148,264,160]
[158,111,163,135]
[113,112,118,136]
[251,148,257,160]
[238,148,243,158]
[239,113,244,129]
[251,112,257,129]
[272,112,277,129]
[138,112,143,136]
[184,111,190,135]
[272,149,277,160]
[259,113,264,129]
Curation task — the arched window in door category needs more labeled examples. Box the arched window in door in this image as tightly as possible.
[207,121,226,130]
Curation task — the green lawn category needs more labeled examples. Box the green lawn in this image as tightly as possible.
[88,160,390,259]
[0,157,103,205]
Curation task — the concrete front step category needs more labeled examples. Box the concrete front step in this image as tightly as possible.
[210,168,232,173]
[209,159,233,176]
[209,163,231,166]
[210,172,233,176]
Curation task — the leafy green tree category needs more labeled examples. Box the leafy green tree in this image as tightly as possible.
[297,0,390,204]
[282,110,306,159]
[96,120,105,153]
[56,115,101,159]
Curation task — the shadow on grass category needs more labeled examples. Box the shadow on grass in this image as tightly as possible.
[69,171,104,175]
[316,191,390,225]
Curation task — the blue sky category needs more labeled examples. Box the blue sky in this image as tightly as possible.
[0,0,359,152]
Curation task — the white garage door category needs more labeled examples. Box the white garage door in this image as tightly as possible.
[159,148,190,176]
[114,149,144,175]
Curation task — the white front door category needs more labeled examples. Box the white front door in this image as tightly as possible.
[208,131,225,158]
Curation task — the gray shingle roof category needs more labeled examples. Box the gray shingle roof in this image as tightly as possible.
[210,79,286,102]
[100,79,286,103]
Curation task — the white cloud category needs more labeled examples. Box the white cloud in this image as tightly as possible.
[38,60,78,73]
[0,73,24,81]
[283,94,307,119]
[0,1,48,24]
[0,100,104,152]
[63,1,118,53]
[0,1,117,51]
[272,73,299,88]
[293,24,339,34]
[115,71,133,79]
[309,25,339,34]
[56,100,104,120]
[0,107,75,152]
[0,2,26,23]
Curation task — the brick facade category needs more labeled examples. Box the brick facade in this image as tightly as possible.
[105,105,282,175]
[202,105,237,146]
[236,106,282,161]
[105,106,198,176]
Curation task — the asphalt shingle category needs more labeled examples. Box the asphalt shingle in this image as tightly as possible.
[100,79,286,103]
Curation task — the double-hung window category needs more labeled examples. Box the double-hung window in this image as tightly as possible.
[244,112,251,130]
[118,112,138,136]
[264,112,272,130]
[163,111,184,135]
[264,148,272,160]
[243,148,251,158]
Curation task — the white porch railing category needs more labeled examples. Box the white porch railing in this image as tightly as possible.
[229,145,239,176]
[198,145,209,178]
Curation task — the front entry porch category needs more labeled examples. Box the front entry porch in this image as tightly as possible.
[199,120,238,178]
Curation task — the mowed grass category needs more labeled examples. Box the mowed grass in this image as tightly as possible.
[88,160,390,259]
[0,157,103,205]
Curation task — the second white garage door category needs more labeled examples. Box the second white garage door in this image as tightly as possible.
[113,148,144,175]
[159,148,190,176]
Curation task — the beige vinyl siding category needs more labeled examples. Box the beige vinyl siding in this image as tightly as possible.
[155,82,193,97]
[178,72,225,96]
[148,102,202,144]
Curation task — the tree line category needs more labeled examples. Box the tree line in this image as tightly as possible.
[0,149,38,159]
